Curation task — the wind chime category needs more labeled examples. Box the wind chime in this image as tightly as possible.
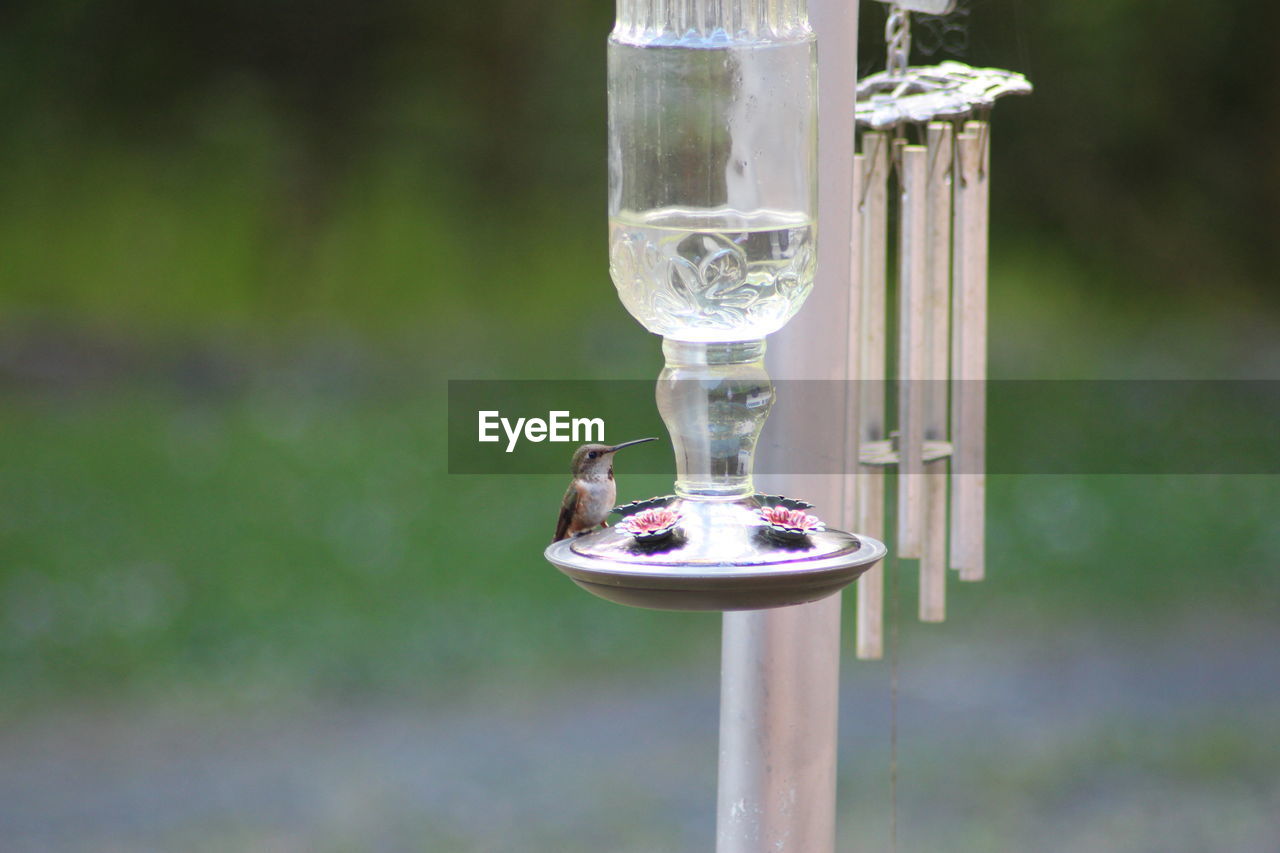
[850,0,1031,658]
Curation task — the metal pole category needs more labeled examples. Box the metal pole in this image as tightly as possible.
[715,0,859,849]
[717,600,843,852]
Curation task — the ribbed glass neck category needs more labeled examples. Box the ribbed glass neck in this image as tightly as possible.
[656,338,773,499]
[613,0,811,46]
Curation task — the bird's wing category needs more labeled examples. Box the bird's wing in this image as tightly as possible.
[553,484,578,543]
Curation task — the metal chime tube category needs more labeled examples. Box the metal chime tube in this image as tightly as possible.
[896,140,928,559]
[950,121,989,580]
[854,132,890,659]
[920,121,953,621]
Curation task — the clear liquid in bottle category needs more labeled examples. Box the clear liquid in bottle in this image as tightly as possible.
[609,207,814,342]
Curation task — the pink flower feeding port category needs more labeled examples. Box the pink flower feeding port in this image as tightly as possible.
[618,507,682,543]
[758,506,828,541]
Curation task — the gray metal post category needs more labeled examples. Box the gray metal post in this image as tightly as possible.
[714,0,860,850]
[717,598,844,852]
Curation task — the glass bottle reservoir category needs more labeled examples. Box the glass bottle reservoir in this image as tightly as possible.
[607,0,817,342]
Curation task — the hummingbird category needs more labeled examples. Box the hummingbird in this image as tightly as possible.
[552,438,658,542]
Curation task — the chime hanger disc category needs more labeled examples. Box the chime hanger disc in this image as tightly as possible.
[857,61,1033,131]
[860,2,1032,131]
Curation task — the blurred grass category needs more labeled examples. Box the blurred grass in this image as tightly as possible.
[0,138,605,347]
[0,368,721,713]
[4,356,1278,713]
[0,35,1277,714]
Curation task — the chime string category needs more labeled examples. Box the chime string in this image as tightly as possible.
[859,133,886,210]
[885,126,905,853]
[889,522,901,850]
[975,110,991,178]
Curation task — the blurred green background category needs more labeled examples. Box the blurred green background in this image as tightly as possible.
[1,0,1278,850]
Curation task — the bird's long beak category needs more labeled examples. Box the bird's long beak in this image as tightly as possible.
[606,437,658,453]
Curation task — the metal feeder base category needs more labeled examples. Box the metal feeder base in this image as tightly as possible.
[544,496,886,612]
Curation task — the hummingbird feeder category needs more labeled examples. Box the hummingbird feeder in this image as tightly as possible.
[545,0,887,611]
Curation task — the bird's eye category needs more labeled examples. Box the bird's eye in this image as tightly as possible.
[588,451,598,459]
